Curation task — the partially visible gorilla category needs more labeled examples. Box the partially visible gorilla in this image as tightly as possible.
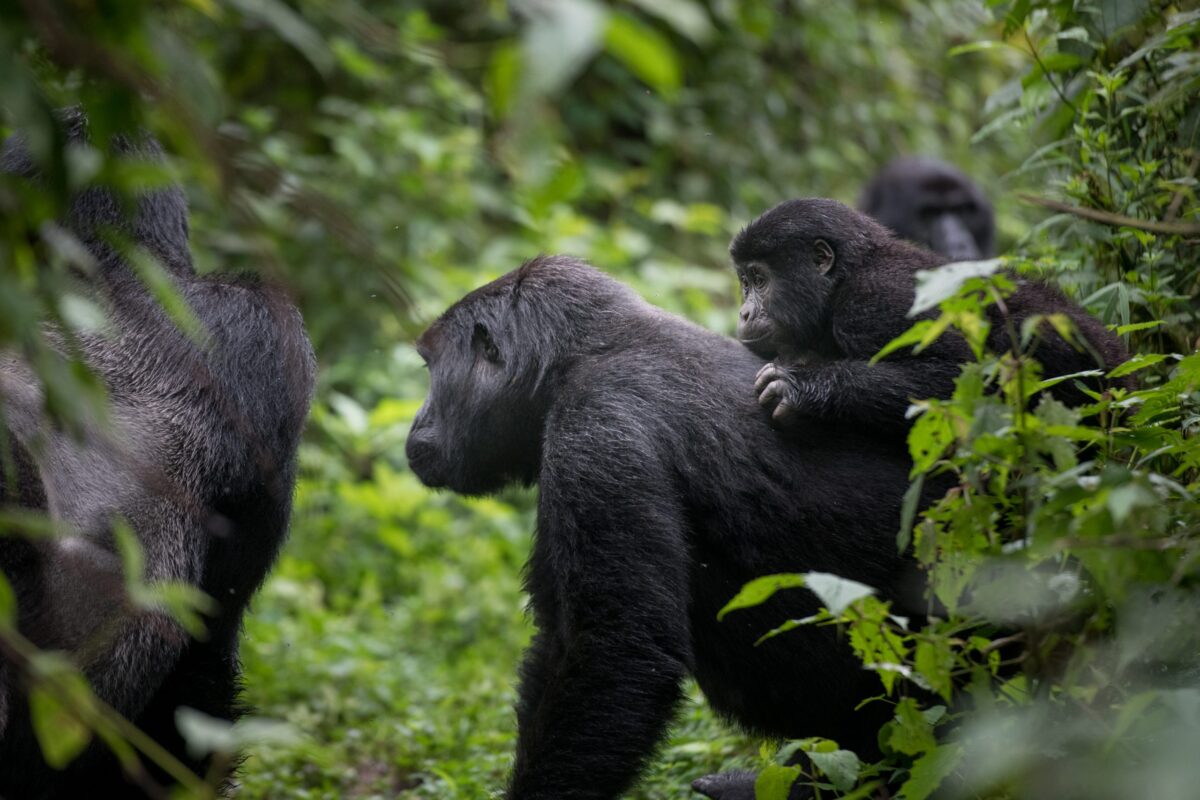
[406,257,934,799]
[0,111,315,797]
[858,156,995,260]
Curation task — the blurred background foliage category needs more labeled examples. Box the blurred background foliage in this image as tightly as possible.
[0,0,1197,798]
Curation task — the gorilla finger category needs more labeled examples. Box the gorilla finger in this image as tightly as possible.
[755,364,784,393]
[758,382,782,408]
[772,399,796,423]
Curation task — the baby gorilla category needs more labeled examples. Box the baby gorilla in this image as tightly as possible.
[731,198,1130,435]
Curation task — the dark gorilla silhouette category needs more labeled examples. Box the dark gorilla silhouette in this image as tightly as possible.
[0,110,315,797]
[406,256,934,800]
[731,198,1131,436]
[858,156,995,260]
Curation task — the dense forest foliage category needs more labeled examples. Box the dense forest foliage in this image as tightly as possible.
[1,0,1197,798]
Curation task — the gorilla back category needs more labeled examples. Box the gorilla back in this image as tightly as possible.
[0,111,316,796]
[407,257,922,799]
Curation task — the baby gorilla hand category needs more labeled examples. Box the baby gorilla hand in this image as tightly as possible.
[754,362,805,426]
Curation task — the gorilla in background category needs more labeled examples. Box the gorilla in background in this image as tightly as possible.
[0,110,316,797]
[858,156,995,260]
[406,256,937,800]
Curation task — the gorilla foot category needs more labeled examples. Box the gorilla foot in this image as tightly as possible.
[692,769,759,800]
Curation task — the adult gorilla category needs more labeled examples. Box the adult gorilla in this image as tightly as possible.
[858,156,995,260]
[406,257,927,799]
[0,111,315,796]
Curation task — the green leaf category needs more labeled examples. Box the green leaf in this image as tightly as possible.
[1108,353,1170,378]
[899,744,962,800]
[889,698,938,755]
[897,474,925,554]
[915,638,954,701]
[604,12,682,96]
[29,673,93,768]
[871,319,939,363]
[1111,320,1164,336]
[717,574,806,620]
[805,572,877,615]
[754,763,801,800]
[0,572,15,629]
[910,260,1004,316]
[806,747,862,792]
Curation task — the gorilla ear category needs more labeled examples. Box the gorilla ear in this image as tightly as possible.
[472,322,501,363]
[814,239,835,275]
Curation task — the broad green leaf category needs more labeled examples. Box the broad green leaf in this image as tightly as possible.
[910,260,1004,316]
[889,698,937,755]
[754,763,801,800]
[717,574,806,620]
[899,744,962,800]
[806,747,862,792]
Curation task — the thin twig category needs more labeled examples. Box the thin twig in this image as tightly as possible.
[1019,194,1200,235]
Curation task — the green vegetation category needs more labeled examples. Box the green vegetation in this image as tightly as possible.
[1,1,1198,798]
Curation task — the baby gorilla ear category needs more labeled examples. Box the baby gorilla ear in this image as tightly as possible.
[814,239,835,275]
[472,322,501,363]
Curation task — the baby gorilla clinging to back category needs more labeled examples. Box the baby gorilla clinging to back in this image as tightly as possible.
[731,198,1130,435]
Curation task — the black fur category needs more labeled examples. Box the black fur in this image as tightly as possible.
[730,198,1131,435]
[407,257,931,799]
[0,109,316,797]
[858,156,995,260]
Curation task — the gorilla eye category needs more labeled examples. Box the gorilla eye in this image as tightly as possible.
[472,322,501,363]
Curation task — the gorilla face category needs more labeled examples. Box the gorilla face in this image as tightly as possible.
[858,157,995,261]
[406,285,544,495]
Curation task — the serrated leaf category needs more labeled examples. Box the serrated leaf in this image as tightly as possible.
[806,748,861,791]
[899,744,962,800]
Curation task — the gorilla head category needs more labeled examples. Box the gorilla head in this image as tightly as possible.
[858,156,995,261]
[405,257,643,495]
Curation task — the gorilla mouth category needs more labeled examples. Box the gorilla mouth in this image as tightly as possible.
[738,335,776,359]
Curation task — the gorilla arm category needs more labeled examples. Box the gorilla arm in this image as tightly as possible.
[755,287,970,435]
[508,416,692,800]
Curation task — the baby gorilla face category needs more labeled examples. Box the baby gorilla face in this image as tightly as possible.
[735,260,785,358]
